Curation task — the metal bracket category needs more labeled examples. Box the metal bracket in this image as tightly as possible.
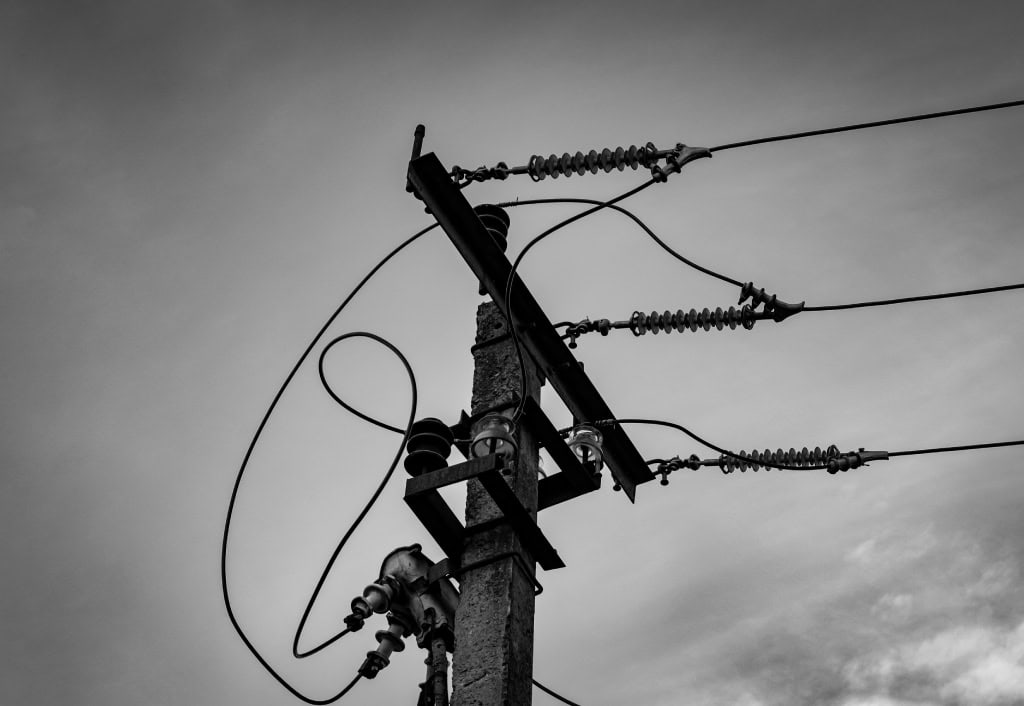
[408,152,654,500]
[404,454,565,571]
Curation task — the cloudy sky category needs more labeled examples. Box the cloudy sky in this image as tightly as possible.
[3,2,1023,705]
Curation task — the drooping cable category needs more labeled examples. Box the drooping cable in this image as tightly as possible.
[502,179,663,422]
[533,678,583,706]
[709,98,1024,153]
[498,197,743,288]
[221,223,436,703]
[606,418,831,471]
[291,333,418,660]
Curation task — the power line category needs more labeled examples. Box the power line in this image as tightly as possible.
[803,283,1024,311]
[503,178,663,423]
[889,440,1024,457]
[709,98,1024,153]
[533,678,583,706]
[292,333,418,659]
[499,197,743,288]
[604,417,1024,471]
[221,223,435,703]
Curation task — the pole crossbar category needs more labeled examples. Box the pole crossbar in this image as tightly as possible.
[408,152,654,500]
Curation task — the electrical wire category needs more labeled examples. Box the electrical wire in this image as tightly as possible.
[608,418,831,471]
[502,178,663,422]
[889,440,1024,457]
[533,678,583,706]
[608,418,1024,471]
[804,283,1024,311]
[498,200,1024,317]
[221,222,436,703]
[709,98,1024,153]
[291,333,418,659]
[499,197,742,288]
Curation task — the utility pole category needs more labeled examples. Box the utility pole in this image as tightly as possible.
[452,298,542,705]
[406,150,653,706]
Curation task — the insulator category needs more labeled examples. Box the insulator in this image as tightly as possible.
[527,142,661,181]
[629,306,756,336]
[718,445,840,474]
[404,418,455,477]
[473,204,510,253]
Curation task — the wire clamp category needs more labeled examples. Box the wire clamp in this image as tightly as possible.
[828,449,889,474]
[737,282,805,321]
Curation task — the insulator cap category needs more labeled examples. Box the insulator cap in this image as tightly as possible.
[473,204,510,252]
[404,418,455,477]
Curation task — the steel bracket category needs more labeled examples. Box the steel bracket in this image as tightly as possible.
[404,454,565,571]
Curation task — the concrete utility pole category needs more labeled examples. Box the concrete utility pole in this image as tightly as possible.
[452,301,542,706]
[408,150,653,706]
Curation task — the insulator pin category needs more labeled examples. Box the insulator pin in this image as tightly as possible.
[630,306,756,336]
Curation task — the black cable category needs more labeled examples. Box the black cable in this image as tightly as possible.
[608,418,831,471]
[499,197,743,288]
[221,223,436,703]
[503,178,663,422]
[889,440,1024,457]
[612,418,1024,471]
[804,283,1024,311]
[291,333,418,659]
[709,98,1024,153]
[533,678,583,706]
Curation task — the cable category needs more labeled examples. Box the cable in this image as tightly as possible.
[607,418,831,471]
[804,283,1024,311]
[709,98,1024,153]
[889,440,1024,457]
[221,223,436,703]
[499,197,743,288]
[608,418,1024,471]
[503,178,663,422]
[533,678,583,706]
[291,333,418,659]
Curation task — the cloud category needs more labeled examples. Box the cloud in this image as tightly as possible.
[658,519,1024,706]
[843,620,1024,705]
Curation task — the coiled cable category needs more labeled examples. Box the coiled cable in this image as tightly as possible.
[221,223,436,703]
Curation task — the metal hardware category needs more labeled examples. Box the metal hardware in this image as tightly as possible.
[828,449,890,473]
[408,153,653,500]
[737,282,805,322]
[404,454,565,571]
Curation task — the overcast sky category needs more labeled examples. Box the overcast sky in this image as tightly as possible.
[3,2,1024,705]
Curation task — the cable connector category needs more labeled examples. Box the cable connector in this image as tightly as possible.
[827,449,889,474]
[562,318,613,348]
[737,282,804,322]
[650,144,712,183]
[654,454,703,485]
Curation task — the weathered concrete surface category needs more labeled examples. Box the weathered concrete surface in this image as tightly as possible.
[451,301,541,706]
